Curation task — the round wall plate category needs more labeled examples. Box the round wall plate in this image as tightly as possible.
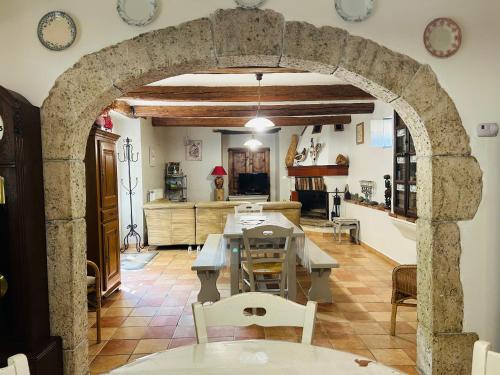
[37,11,77,51]
[234,0,266,9]
[117,0,159,27]
[424,18,462,58]
[335,0,374,22]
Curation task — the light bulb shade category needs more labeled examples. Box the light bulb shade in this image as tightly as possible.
[244,138,263,148]
[244,117,275,130]
[211,166,227,176]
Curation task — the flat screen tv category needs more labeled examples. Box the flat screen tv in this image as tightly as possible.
[238,173,269,195]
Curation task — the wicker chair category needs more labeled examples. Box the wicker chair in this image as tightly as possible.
[87,260,102,343]
[390,264,417,336]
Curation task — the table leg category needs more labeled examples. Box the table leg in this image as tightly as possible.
[288,238,297,301]
[229,238,240,296]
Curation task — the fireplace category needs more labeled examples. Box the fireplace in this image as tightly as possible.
[297,190,329,219]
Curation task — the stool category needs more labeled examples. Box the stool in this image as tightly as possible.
[332,218,360,244]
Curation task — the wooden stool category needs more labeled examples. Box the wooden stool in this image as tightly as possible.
[332,218,360,244]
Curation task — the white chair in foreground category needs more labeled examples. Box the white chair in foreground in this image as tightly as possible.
[235,203,263,215]
[472,340,500,375]
[192,292,317,345]
[0,354,30,375]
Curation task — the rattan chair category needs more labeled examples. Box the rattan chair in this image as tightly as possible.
[390,264,417,336]
[87,260,102,343]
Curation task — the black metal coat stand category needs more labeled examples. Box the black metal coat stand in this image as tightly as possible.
[118,137,144,252]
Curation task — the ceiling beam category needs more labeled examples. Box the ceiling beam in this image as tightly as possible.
[110,101,134,117]
[123,85,374,102]
[213,128,282,135]
[132,102,374,118]
[192,67,308,74]
[152,115,351,127]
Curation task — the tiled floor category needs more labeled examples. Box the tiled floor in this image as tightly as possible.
[88,232,417,374]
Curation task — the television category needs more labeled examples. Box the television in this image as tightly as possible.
[238,173,269,195]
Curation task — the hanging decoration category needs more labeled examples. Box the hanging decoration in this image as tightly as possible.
[309,138,323,164]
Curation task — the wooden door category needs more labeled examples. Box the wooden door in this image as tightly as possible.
[102,220,120,290]
[228,148,270,195]
[99,141,119,210]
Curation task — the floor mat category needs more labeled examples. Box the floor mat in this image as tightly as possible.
[120,251,159,270]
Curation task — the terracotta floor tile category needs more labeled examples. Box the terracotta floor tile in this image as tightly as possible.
[143,326,176,339]
[369,312,393,322]
[403,347,417,362]
[343,312,375,321]
[93,316,127,328]
[130,307,159,317]
[128,354,149,363]
[370,349,415,366]
[345,348,375,360]
[99,339,138,355]
[133,339,170,354]
[104,307,133,317]
[88,328,117,341]
[88,341,106,356]
[351,322,386,335]
[168,337,197,349]
[330,334,367,350]
[173,325,196,338]
[321,322,354,335]
[90,355,129,373]
[359,335,415,349]
[149,315,179,327]
[121,316,153,327]
[337,303,368,313]
[112,327,147,340]
[392,366,419,374]
[361,303,393,312]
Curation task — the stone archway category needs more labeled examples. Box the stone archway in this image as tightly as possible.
[41,8,482,375]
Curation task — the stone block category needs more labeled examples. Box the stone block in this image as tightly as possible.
[281,21,347,74]
[336,34,421,102]
[396,65,471,156]
[417,326,477,375]
[417,156,483,221]
[211,8,285,67]
[46,219,88,350]
[43,160,86,221]
[417,220,464,333]
[63,339,89,375]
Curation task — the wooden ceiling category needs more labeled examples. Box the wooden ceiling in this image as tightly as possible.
[113,69,375,127]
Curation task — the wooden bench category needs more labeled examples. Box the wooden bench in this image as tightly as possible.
[191,234,225,303]
[297,238,339,303]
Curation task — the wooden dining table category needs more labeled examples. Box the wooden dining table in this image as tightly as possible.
[109,340,403,374]
[223,212,305,301]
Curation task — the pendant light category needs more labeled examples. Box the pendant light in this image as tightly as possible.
[245,73,275,131]
[244,135,263,149]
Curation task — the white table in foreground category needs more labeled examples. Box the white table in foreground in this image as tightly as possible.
[223,212,305,300]
[109,340,403,374]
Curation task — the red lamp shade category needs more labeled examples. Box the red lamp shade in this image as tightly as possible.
[211,166,227,176]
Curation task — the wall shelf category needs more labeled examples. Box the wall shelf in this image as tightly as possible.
[287,165,348,177]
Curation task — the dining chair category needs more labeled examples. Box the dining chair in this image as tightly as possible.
[87,260,102,343]
[241,225,293,298]
[235,203,263,215]
[192,292,317,344]
[0,354,30,375]
[390,264,417,336]
[472,341,500,375]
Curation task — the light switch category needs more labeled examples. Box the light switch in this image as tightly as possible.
[477,123,499,137]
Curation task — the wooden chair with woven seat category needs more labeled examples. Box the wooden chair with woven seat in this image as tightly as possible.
[87,260,102,343]
[241,225,293,298]
[390,264,417,336]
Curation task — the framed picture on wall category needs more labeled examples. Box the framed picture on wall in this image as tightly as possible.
[185,140,202,161]
[356,122,365,145]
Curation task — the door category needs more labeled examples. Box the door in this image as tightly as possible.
[102,220,120,290]
[99,140,119,210]
[228,148,270,195]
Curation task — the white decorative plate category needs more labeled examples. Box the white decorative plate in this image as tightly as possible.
[235,0,266,9]
[117,0,158,27]
[334,0,374,22]
[424,18,462,58]
[37,11,77,51]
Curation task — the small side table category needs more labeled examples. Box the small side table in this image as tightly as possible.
[332,218,360,244]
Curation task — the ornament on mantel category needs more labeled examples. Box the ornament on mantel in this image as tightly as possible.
[309,138,323,164]
[336,154,349,166]
[294,148,307,163]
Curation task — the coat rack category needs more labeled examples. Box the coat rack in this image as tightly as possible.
[118,137,144,252]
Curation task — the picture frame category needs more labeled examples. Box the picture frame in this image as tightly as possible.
[356,122,365,145]
[185,140,202,161]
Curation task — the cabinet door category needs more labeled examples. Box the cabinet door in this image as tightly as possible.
[98,141,119,210]
[250,149,270,174]
[102,219,120,289]
[228,149,249,194]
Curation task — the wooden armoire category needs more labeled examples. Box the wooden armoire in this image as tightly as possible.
[0,86,63,373]
[85,127,121,297]
[228,147,270,195]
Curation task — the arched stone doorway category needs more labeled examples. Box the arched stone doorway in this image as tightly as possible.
[41,8,482,375]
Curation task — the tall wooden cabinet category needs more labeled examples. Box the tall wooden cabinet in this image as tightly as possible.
[85,127,121,297]
[0,86,63,373]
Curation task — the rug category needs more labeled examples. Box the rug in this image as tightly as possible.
[120,251,159,270]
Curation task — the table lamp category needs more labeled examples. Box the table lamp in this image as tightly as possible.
[211,166,227,201]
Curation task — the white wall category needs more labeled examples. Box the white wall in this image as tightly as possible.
[0,0,498,348]
[140,117,166,204]
[110,112,144,244]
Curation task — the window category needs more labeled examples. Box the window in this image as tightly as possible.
[370,117,394,148]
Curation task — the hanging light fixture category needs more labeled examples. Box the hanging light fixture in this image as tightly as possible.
[245,73,275,131]
[244,135,263,149]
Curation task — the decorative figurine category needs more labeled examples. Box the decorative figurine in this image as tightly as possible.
[344,184,351,200]
[309,138,323,164]
[336,154,349,166]
[294,148,307,163]
[384,174,392,209]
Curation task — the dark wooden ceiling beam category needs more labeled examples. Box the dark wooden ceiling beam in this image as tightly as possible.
[131,102,374,118]
[123,85,374,102]
[152,115,351,127]
[110,101,134,117]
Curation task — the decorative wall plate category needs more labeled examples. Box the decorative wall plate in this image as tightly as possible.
[234,0,266,9]
[117,0,158,27]
[37,11,77,51]
[335,0,374,22]
[424,18,462,58]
